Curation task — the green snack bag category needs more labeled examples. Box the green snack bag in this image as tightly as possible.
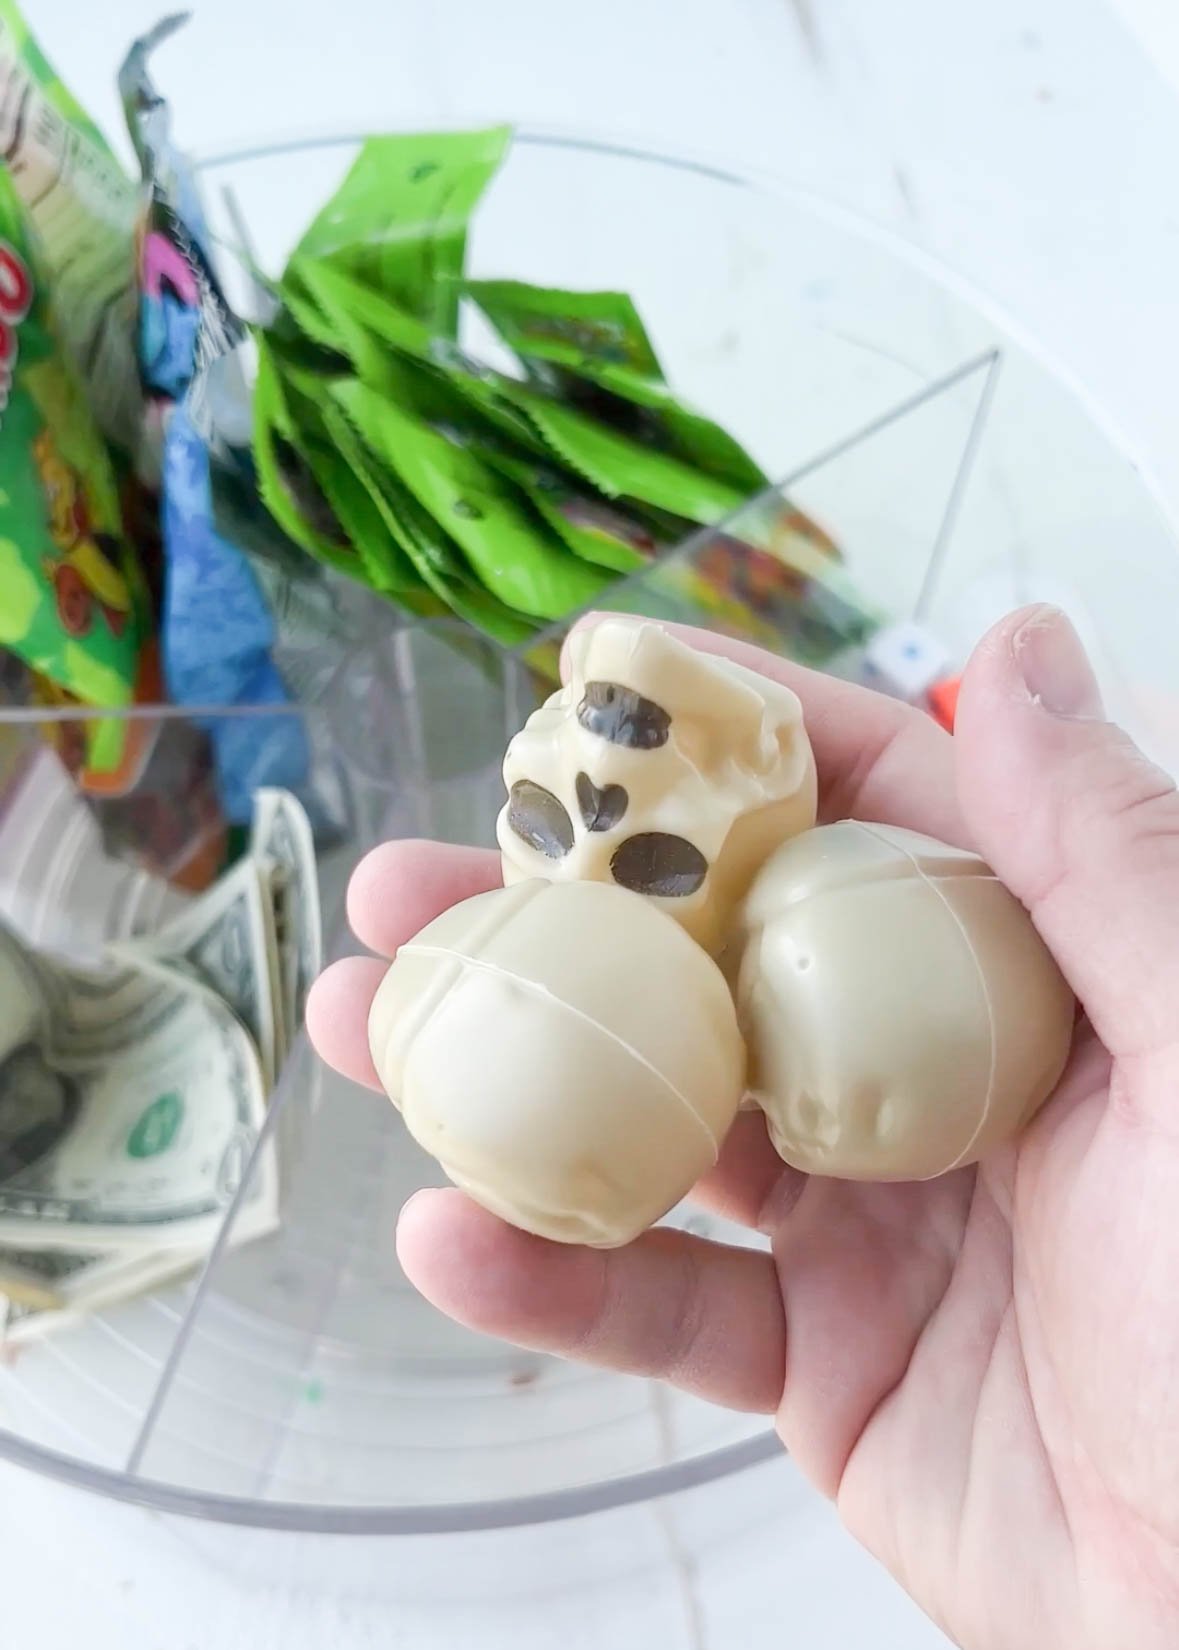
[330,376,607,622]
[369,472,537,648]
[514,391,751,525]
[331,398,537,646]
[266,283,538,616]
[275,271,651,579]
[0,1,141,455]
[274,355,431,599]
[294,128,511,340]
[252,337,362,577]
[465,280,766,492]
[283,255,434,367]
[0,169,144,746]
[465,280,663,378]
[446,434,653,576]
[283,256,556,466]
[292,261,756,526]
[255,338,437,614]
[263,336,530,642]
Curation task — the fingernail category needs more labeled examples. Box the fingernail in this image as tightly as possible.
[1012,606,1104,719]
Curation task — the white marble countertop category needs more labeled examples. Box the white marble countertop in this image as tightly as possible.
[9,1,1179,1645]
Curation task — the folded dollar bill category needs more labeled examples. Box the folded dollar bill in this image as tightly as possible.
[0,787,323,1339]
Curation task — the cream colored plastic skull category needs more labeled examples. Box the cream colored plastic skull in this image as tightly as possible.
[496,618,818,954]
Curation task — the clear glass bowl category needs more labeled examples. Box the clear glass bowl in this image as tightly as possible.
[0,130,1176,1533]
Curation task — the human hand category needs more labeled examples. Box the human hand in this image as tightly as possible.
[308,605,1179,1650]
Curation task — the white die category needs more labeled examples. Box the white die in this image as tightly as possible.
[861,621,951,703]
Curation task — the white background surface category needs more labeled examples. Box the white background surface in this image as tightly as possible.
[7,1,1179,1646]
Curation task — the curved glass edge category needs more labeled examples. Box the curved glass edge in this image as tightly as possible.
[0,1419,781,1533]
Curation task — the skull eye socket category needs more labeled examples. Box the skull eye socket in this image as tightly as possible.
[610,833,708,898]
[507,781,575,859]
[577,682,670,749]
[576,772,628,832]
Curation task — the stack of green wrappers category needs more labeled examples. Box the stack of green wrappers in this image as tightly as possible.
[252,127,776,647]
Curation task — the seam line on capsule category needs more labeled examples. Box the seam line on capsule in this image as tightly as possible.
[857,823,998,1176]
[400,942,721,1159]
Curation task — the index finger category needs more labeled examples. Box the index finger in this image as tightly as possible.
[563,615,966,843]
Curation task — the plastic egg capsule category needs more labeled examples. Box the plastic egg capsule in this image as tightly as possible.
[734,821,1076,1179]
[368,878,746,1246]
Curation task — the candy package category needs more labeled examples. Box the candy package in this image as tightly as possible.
[255,149,706,637]
[119,17,320,830]
[0,0,142,457]
[0,167,146,759]
[293,128,512,339]
[246,121,881,678]
[463,280,767,493]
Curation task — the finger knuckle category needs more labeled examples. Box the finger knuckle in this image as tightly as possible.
[1061,738,1179,869]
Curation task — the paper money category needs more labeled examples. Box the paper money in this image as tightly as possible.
[251,788,324,1061]
[108,784,321,1081]
[0,1243,204,1343]
[0,965,273,1253]
[109,856,279,1088]
[0,787,322,1337]
[254,858,288,1074]
[0,1241,200,1313]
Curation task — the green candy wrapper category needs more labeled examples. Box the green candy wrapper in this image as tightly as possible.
[279,265,652,577]
[284,255,433,369]
[0,168,145,769]
[252,336,360,576]
[282,256,551,465]
[441,435,652,576]
[294,129,511,340]
[328,388,536,646]
[467,282,663,377]
[258,306,526,631]
[330,376,605,622]
[464,279,767,493]
[283,257,744,529]
[253,122,805,647]
[267,264,610,621]
[271,353,431,600]
[259,331,535,643]
[514,393,751,524]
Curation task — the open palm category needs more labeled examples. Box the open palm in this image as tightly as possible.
[308,607,1179,1650]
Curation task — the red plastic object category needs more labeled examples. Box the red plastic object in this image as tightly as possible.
[928,675,961,732]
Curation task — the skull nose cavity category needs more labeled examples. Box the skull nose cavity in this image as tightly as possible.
[575,772,629,832]
[577,682,671,749]
[506,781,575,859]
[611,832,709,898]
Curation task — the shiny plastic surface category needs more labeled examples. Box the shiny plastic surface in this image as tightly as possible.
[369,878,745,1246]
[736,822,1075,1179]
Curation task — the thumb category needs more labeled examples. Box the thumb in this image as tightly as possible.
[954,604,1179,1060]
